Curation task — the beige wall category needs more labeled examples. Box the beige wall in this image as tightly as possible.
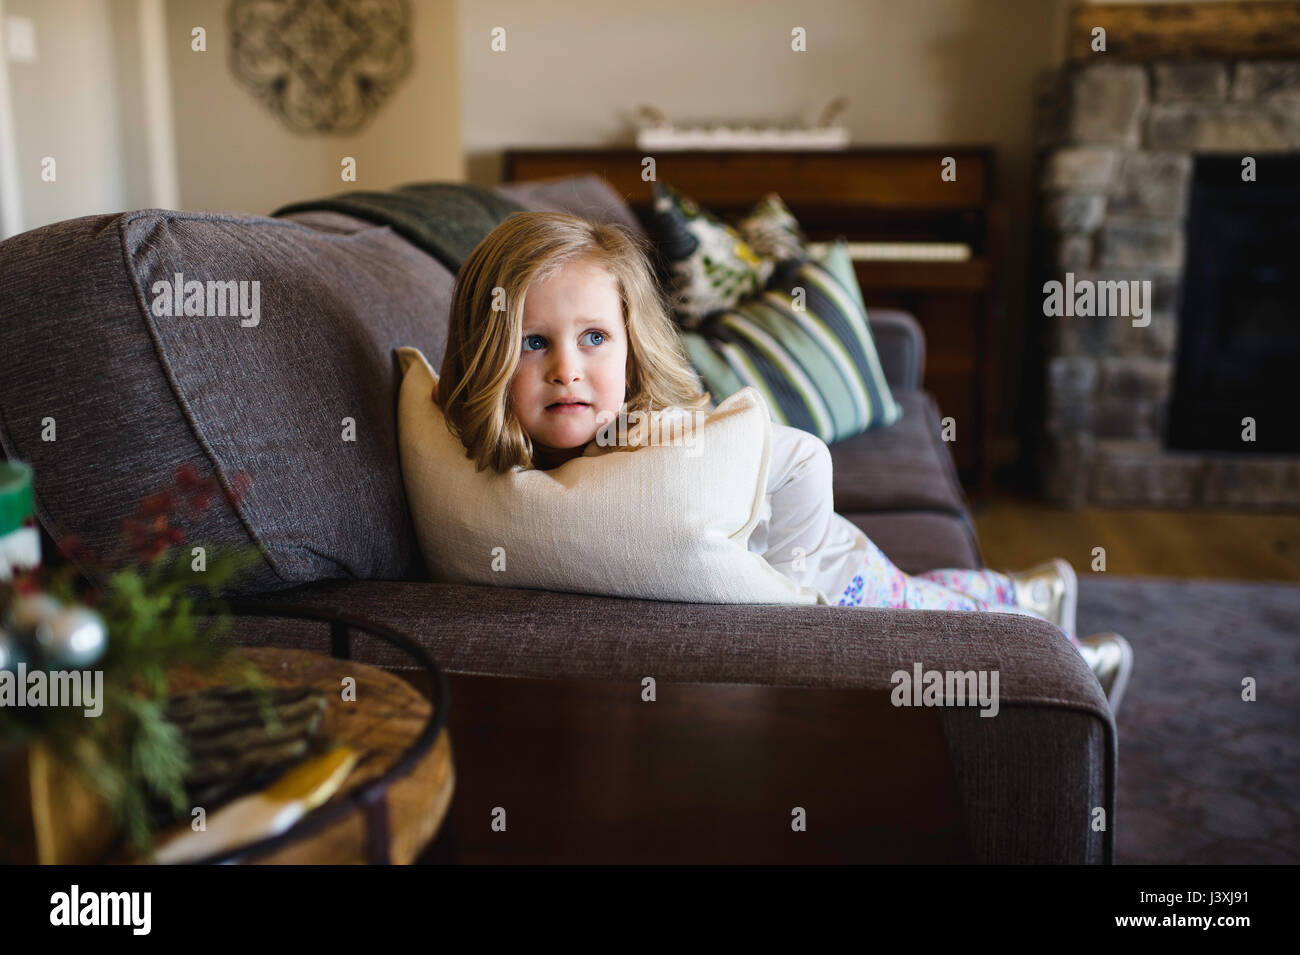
[3,0,134,231]
[3,0,463,228]
[165,0,463,214]
[461,0,1068,185]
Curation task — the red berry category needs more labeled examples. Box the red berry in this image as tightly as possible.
[139,491,175,517]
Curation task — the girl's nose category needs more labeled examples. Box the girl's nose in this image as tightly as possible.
[548,350,580,383]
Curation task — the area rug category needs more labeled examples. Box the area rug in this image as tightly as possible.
[1076,575,1299,864]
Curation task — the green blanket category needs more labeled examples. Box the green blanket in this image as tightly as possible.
[273,182,526,273]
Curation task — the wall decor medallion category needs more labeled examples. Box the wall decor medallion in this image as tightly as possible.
[229,0,413,135]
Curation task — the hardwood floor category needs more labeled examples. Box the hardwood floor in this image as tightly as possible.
[972,495,1300,583]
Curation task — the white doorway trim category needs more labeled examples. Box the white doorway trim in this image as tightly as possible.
[137,0,178,210]
[0,1,26,238]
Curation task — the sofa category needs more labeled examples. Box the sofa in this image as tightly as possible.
[0,174,1115,864]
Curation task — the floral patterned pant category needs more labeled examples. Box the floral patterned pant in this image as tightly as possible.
[837,535,1075,643]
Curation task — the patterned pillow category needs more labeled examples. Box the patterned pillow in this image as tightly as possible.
[817,234,869,314]
[648,181,774,328]
[679,243,903,442]
[735,193,808,263]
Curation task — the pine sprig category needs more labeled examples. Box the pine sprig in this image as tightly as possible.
[2,465,270,857]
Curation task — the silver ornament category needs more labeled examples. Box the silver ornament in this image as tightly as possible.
[0,625,21,671]
[36,606,108,669]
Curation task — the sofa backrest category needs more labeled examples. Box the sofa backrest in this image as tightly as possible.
[0,174,643,594]
[495,175,648,240]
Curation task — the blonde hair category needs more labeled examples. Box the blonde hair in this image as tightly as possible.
[438,211,713,473]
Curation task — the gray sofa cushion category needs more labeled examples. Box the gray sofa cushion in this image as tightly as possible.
[831,388,971,520]
[0,209,452,593]
[846,510,982,574]
[0,213,242,575]
[860,308,925,391]
[227,579,1101,701]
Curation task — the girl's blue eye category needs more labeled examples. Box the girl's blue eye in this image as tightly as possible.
[523,331,606,351]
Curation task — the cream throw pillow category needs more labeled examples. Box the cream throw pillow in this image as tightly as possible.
[395,346,827,605]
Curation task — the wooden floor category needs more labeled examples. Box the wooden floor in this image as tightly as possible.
[972,495,1300,583]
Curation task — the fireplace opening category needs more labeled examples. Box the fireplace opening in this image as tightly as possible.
[1166,154,1300,454]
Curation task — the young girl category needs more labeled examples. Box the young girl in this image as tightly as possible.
[437,212,1133,712]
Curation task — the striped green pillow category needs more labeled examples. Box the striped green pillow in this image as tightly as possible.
[680,243,902,442]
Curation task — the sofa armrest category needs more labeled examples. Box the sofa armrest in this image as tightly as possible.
[224,580,1115,864]
[867,307,926,391]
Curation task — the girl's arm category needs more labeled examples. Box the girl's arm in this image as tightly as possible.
[755,424,868,594]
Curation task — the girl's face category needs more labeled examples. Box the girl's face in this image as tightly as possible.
[508,257,628,468]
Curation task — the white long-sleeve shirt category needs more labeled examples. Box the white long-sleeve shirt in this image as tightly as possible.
[746,423,870,601]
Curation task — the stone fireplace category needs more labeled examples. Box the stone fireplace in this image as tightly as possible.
[1036,50,1300,508]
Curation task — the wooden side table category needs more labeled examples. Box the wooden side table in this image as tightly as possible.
[4,638,453,866]
[157,646,454,865]
[502,147,1002,496]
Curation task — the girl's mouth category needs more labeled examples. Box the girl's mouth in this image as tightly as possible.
[546,401,590,413]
